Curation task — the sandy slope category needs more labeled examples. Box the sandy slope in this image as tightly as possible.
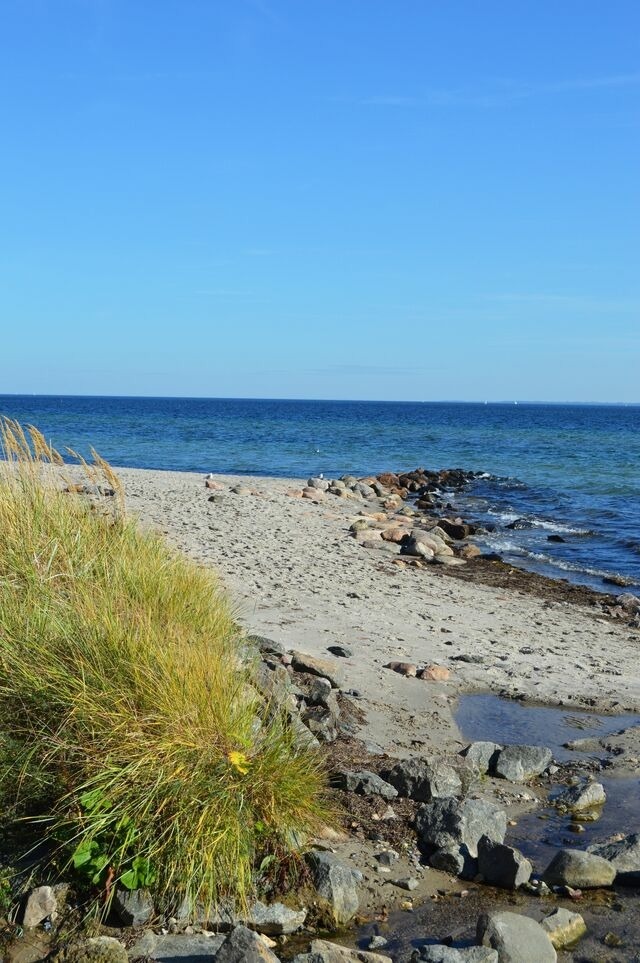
[118,466,640,760]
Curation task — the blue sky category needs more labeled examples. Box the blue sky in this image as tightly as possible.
[1,1,638,402]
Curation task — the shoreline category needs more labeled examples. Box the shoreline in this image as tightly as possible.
[118,464,640,722]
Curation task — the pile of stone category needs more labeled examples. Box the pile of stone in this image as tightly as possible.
[300,469,484,568]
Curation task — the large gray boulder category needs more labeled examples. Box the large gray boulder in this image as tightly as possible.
[477,835,532,889]
[383,758,464,802]
[543,848,616,888]
[126,932,226,960]
[419,947,498,962]
[215,925,281,962]
[292,939,392,961]
[333,770,398,799]
[248,900,307,935]
[477,911,557,963]
[305,851,360,925]
[540,908,587,949]
[554,781,606,813]
[588,833,640,884]
[290,651,342,688]
[493,745,553,782]
[460,742,502,775]
[416,797,507,878]
[112,887,154,926]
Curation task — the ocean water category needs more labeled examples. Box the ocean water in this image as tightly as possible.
[0,395,638,592]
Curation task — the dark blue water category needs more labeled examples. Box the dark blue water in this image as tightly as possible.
[1,396,638,592]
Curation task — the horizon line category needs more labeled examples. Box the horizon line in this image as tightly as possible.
[0,393,639,407]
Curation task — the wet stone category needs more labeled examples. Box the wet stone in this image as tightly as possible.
[493,744,553,782]
[460,742,502,775]
[477,911,557,963]
[554,780,606,813]
[543,848,616,889]
[540,907,587,949]
[477,835,532,889]
[588,832,640,885]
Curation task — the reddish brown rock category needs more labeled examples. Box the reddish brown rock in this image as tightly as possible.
[378,472,400,488]
[381,527,406,543]
[385,661,417,677]
[419,665,451,682]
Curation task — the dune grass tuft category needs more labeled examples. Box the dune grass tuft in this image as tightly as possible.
[0,418,327,912]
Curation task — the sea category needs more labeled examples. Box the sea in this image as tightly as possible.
[1,395,638,593]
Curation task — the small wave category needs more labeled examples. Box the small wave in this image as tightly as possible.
[481,538,638,586]
[518,550,630,583]
[486,510,592,536]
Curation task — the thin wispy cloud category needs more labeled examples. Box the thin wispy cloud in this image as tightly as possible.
[485,293,640,312]
[359,72,640,109]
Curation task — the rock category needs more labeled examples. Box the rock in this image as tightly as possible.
[419,665,450,682]
[305,851,360,925]
[383,758,462,802]
[127,932,226,960]
[375,848,399,867]
[416,797,507,878]
[303,487,324,500]
[367,935,387,950]
[400,536,435,560]
[350,519,373,533]
[112,887,154,926]
[290,651,342,688]
[588,832,640,884]
[308,477,330,491]
[307,676,334,706]
[419,948,498,962]
[327,644,353,658]
[554,781,606,813]
[354,483,376,499]
[616,592,640,613]
[302,704,340,743]
[477,835,532,889]
[543,848,616,888]
[505,518,534,530]
[436,519,472,540]
[460,742,502,775]
[412,529,454,555]
[394,876,419,891]
[540,907,587,949]
[215,925,281,962]
[605,573,635,588]
[22,885,57,929]
[332,770,398,799]
[477,912,557,962]
[433,555,467,567]
[493,744,553,782]
[248,900,306,935]
[248,635,286,658]
[292,939,392,962]
[57,937,129,963]
[381,527,407,543]
[384,661,417,677]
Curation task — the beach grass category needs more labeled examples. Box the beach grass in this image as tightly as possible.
[0,418,327,913]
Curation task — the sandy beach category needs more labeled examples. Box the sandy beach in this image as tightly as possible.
[120,465,640,757]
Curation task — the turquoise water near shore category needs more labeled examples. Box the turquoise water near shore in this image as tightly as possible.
[0,396,638,591]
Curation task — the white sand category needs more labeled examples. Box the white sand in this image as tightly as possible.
[118,467,640,759]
